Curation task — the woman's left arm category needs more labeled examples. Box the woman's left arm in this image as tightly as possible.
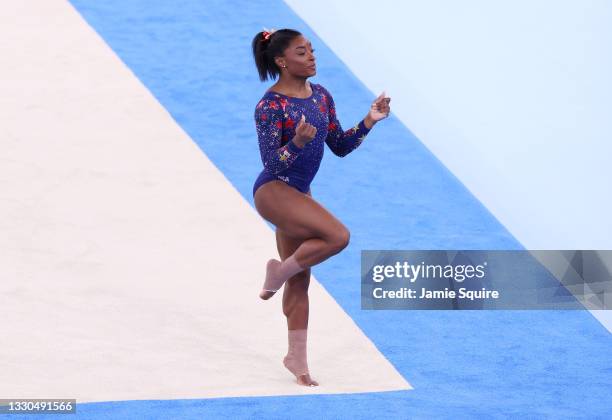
[323,87,391,157]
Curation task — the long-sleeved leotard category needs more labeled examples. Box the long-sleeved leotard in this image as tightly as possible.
[252,82,371,197]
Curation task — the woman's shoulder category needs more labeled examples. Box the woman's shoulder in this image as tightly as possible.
[255,91,283,113]
[313,83,332,100]
[258,88,280,101]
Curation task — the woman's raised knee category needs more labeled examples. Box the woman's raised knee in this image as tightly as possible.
[328,227,350,255]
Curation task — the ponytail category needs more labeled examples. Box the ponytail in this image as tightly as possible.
[251,28,301,81]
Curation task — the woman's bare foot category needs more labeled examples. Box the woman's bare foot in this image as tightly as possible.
[295,372,319,387]
[283,355,319,386]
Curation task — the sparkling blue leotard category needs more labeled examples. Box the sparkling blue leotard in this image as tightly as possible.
[252,82,371,197]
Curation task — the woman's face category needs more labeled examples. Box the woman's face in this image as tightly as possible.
[276,35,316,77]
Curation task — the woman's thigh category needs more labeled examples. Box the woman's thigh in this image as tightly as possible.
[276,190,312,291]
[276,228,309,263]
[275,189,312,258]
[254,181,346,241]
[276,228,311,291]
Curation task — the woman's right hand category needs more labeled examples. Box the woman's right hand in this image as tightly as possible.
[293,114,317,148]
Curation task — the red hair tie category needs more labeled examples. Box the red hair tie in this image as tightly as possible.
[262,27,276,42]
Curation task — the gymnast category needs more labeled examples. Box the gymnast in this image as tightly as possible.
[251,28,391,386]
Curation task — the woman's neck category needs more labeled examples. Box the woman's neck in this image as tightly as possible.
[270,76,311,97]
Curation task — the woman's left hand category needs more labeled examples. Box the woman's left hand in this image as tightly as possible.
[368,91,391,122]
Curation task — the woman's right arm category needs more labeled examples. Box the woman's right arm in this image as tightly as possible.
[255,98,304,174]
